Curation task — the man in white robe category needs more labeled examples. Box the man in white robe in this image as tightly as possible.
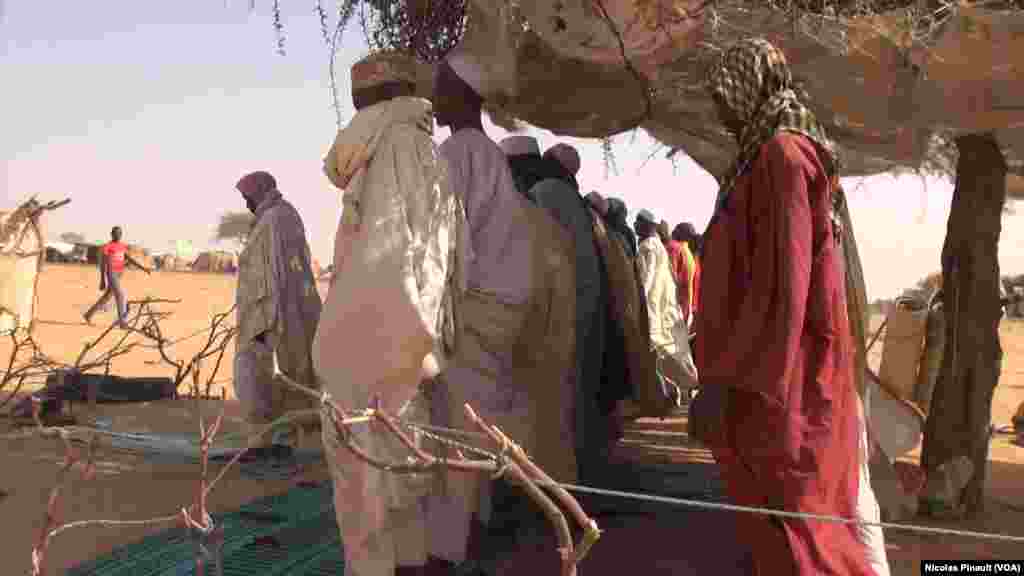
[316,51,460,576]
[634,209,698,405]
[426,47,577,576]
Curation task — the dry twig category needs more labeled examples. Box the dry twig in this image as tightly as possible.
[29,398,97,576]
[9,292,597,574]
[277,374,600,576]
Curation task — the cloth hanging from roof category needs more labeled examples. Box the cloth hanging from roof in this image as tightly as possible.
[0,202,45,334]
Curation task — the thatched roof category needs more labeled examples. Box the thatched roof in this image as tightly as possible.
[448,1,1024,192]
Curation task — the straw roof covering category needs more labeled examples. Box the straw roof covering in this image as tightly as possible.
[444,1,1024,191]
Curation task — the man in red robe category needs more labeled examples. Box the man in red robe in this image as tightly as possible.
[694,38,876,575]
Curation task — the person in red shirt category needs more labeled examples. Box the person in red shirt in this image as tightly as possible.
[83,226,150,327]
[693,38,873,575]
[671,222,701,324]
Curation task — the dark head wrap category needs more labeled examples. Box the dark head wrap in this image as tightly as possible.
[236,171,279,215]
[236,171,277,200]
[672,222,697,243]
[605,197,638,258]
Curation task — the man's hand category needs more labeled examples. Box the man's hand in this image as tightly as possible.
[687,384,728,447]
[99,281,106,292]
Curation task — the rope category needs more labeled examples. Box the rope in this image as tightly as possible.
[547,482,1024,544]
[34,456,1024,546]
[45,514,182,540]
[23,371,1024,552]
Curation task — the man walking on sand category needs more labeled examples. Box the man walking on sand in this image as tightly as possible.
[83,226,150,328]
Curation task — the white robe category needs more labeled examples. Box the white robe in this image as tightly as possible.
[315,97,459,576]
[637,236,698,389]
[426,127,582,565]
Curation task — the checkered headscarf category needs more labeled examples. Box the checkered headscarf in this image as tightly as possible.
[706,38,838,212]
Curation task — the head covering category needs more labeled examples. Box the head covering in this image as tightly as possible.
[656,221,671,243]
[500,135,540,157]
[507,155,556,199]
[672,222,697,242]
[586,191,609,216]
[351,51,419,92]
[543,143,581,176]
[446,47,487,97]
[236,171,277,199]
[606,198,638,258]
[635,209,657,225]
[705,38,838,213]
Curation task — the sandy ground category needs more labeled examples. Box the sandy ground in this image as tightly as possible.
[1,264,1023,575]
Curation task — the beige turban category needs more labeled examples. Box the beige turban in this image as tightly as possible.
[544,143,581,175]
[351,51,419,93]
[499,135,540,157]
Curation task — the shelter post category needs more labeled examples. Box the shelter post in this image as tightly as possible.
[921,133,1007,518]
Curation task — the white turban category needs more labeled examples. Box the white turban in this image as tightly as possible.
[446,47,488,97]
[499,135,540,157]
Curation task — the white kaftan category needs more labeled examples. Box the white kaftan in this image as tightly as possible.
[637,236,698,390]
[427,128,578,565]
[315,97,459,576]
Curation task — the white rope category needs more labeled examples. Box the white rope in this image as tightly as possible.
[549,482,1024,544]
[45,514,181,539]
[21,369,1024,547]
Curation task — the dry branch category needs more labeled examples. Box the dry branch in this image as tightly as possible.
[25,378,600,576]
[9,294,597,574]
[137,303,238,396]
[29,398,97,576]
[2,297,237,425]
[0,331,56,411]
[277,374,600,575]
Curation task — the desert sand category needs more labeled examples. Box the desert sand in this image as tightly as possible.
[2,264,1023,575]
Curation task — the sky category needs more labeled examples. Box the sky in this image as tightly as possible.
[3,0,1022,300]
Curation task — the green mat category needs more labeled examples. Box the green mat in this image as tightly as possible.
[67,462,724,575]
[66,482,344,576]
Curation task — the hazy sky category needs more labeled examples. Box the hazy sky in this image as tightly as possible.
[3,1,1022,300]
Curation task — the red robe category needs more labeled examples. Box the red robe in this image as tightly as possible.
[695,133,873,576]
[665,239,692,323]
[691,258,700,315]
